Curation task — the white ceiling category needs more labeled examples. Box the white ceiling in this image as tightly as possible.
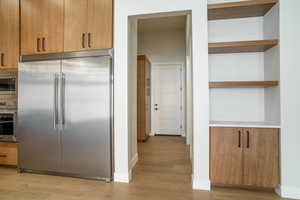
[138,16,186,33]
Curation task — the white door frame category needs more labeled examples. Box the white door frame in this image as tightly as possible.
[150,62,185,137]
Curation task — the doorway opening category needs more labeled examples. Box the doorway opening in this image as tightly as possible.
[128,13,194,186]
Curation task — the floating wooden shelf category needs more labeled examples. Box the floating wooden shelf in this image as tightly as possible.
[209,40,278,54]
[208,0,278,20]
[209,81,279,88]
[0,97,17,102]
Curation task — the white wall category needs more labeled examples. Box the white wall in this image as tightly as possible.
[209,17,264,42]
[128,17,138,170]
[264,4,281,123]
[278,0,300,199]
[138,30,186,64]
[186,14,193,154]
[114,0,210,190]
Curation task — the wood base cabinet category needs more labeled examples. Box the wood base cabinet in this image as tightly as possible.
[210,127,279,188]
[0,143,18,166]
[137,55,151,142]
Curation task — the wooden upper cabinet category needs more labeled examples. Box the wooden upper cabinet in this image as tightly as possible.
[87,0,113,50]
[210,127,243,185]
[40,0,64,54]
[0,0,19,68]
[64,0,88,52]
[21,0,64,55]
[64,0,113,52]
[20,0,42,55]
[243,128,279,188]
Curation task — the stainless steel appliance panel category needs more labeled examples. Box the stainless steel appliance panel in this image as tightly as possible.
[61,56,112,178]
[17,60,62,172]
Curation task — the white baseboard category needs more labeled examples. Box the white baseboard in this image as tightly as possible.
[276,185,300,199]
[130,153,138,169]
[114,171,132,183]
[192,175,211,191]
[114,154,138,183]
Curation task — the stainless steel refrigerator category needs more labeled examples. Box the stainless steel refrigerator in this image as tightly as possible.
[17,50,113,181]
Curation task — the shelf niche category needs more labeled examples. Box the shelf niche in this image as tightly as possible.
[208,0,278,20]
[209,81,279,88]
[209,40,278,54]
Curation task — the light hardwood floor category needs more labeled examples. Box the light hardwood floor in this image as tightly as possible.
[0,136,287,200]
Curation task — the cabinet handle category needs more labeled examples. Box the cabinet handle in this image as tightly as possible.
[238,130,241,148]
[88,33,92,48]
[0,53,4,66]
[247,131,250,148]
[0,154,7,158]
[37,38,41,52]
[42,37,46,51]
[82,33,86,48]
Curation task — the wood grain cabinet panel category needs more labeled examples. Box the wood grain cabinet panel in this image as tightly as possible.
[64,0,88,52]
[0,0,19,68]
[20,0,42,55]
[40,0,64,54]
[210,127,243,185]
[21,0,64,55]
[243,128,279,188]
[87,0,113,50]
[64,0,113,52]
[137,55,151,142]
[0,143,18,166]
[210,127,279,189]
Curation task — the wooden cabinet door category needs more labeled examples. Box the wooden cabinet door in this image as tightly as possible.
[0,0,19,67]
[21,0,63,55]
[64,0,88,52]
[210,127,243,185]
[87,0,113,50]
[243,128,279,188]
[145,58,151,137]
[40,0,64,54]
[137,56,146,141]
[21,0,42,55]
[0,143,18,166]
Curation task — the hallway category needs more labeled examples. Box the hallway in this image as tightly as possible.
[0,136,286,200]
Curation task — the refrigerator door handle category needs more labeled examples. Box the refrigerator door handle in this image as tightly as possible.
[61,73,66,127]
[54,73,59,129]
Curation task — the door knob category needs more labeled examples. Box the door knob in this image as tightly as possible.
[154,108,158,111]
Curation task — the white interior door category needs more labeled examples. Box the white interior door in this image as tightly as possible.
[152,64,183,136]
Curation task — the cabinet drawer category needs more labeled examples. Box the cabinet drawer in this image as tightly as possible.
[0,143,18,166]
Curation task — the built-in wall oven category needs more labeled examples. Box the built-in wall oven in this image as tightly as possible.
[0,72,17,142]
[0,77,16,94]
[0,114,14,134]
[0,73,17,111]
